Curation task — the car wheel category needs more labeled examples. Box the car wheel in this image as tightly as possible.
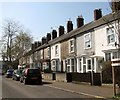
[16,77,19,81]
[37,80,42,85]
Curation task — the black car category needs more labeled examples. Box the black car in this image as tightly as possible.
[20,68,42,85]
[12,69,22,81]
[5,69,14,78]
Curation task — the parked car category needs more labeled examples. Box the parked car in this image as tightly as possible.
[5,69,14,78]
[20,68,42,85]
[12,69,22,81]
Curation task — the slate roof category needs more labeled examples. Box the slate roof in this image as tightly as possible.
[29,10,120,54]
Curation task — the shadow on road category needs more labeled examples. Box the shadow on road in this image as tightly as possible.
[42,81,52,85]
[26,81,52,86]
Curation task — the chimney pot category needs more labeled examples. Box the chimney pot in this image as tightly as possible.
[59,26,64,36]
[52,30,57,39]
[46,33,51,43]
[67,20,73,33]
[77,15,84,28]
[42,37,46,45]
[94,9,102,20]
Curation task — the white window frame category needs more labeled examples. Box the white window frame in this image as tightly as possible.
[35,51,38,61]
[112,52,118,59]
[105,52,111,61]
[40,49,43,59]
[105,51,120,61]
[71,58,75,72]
[83,57,86,73]
[79,58,82,72]
[107,27,115,45]
[47,47,50,58]
[52,60,56,71]
[67,59,71,72]
[86,58,92,72]
[55,45,59,56]
[84,33,91,49]
[69,39,75,53]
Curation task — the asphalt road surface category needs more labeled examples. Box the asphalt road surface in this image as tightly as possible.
[1,76,92,99]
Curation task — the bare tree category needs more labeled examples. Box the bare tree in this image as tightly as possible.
[1,19,21,62]
[12,30,33,60]
[0,19,33,68]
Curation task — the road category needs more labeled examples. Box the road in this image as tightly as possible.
[1,76,92,99]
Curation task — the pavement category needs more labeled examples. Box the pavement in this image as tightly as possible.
[43,79,120,99]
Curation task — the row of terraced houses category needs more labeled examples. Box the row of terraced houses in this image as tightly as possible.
[19,9,120,74]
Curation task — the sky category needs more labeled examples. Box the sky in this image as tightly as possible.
[0,2,112,43]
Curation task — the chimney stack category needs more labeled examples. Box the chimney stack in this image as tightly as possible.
[52,30,57,39]
[42,37,46,45]
[76,16,84,28]
[37,41,41,47]
[94,9,102,20]
[67,20,73,33]
[34,42,38,48]
[59,26,64,36]
[31,43,35,50]
[46,33,51,43]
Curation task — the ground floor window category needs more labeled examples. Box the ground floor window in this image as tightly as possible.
[67,59,70,72]
[51,60,60,72]
[105,53,111,61]
[66,58,75,72]
[105,50,120,61]
[87,59,92,70]
[79,59,82,71]
[78,57,95,73]
[51,60,56,71]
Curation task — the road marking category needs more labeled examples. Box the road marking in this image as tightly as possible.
[44,85,105,98]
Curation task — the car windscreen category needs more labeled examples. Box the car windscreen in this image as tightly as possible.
[28,69,40,75]
[8,70,13,73]
[16,70,22,74]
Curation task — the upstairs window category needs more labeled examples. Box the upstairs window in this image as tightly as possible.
[55,45,58,56]
[35,51,38,61]
[40,49,43,59]
[105,52,111,61]
[47,47,50,58]
[84,33,91,49]
[69,39,75,53]
[107,27,115,44]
